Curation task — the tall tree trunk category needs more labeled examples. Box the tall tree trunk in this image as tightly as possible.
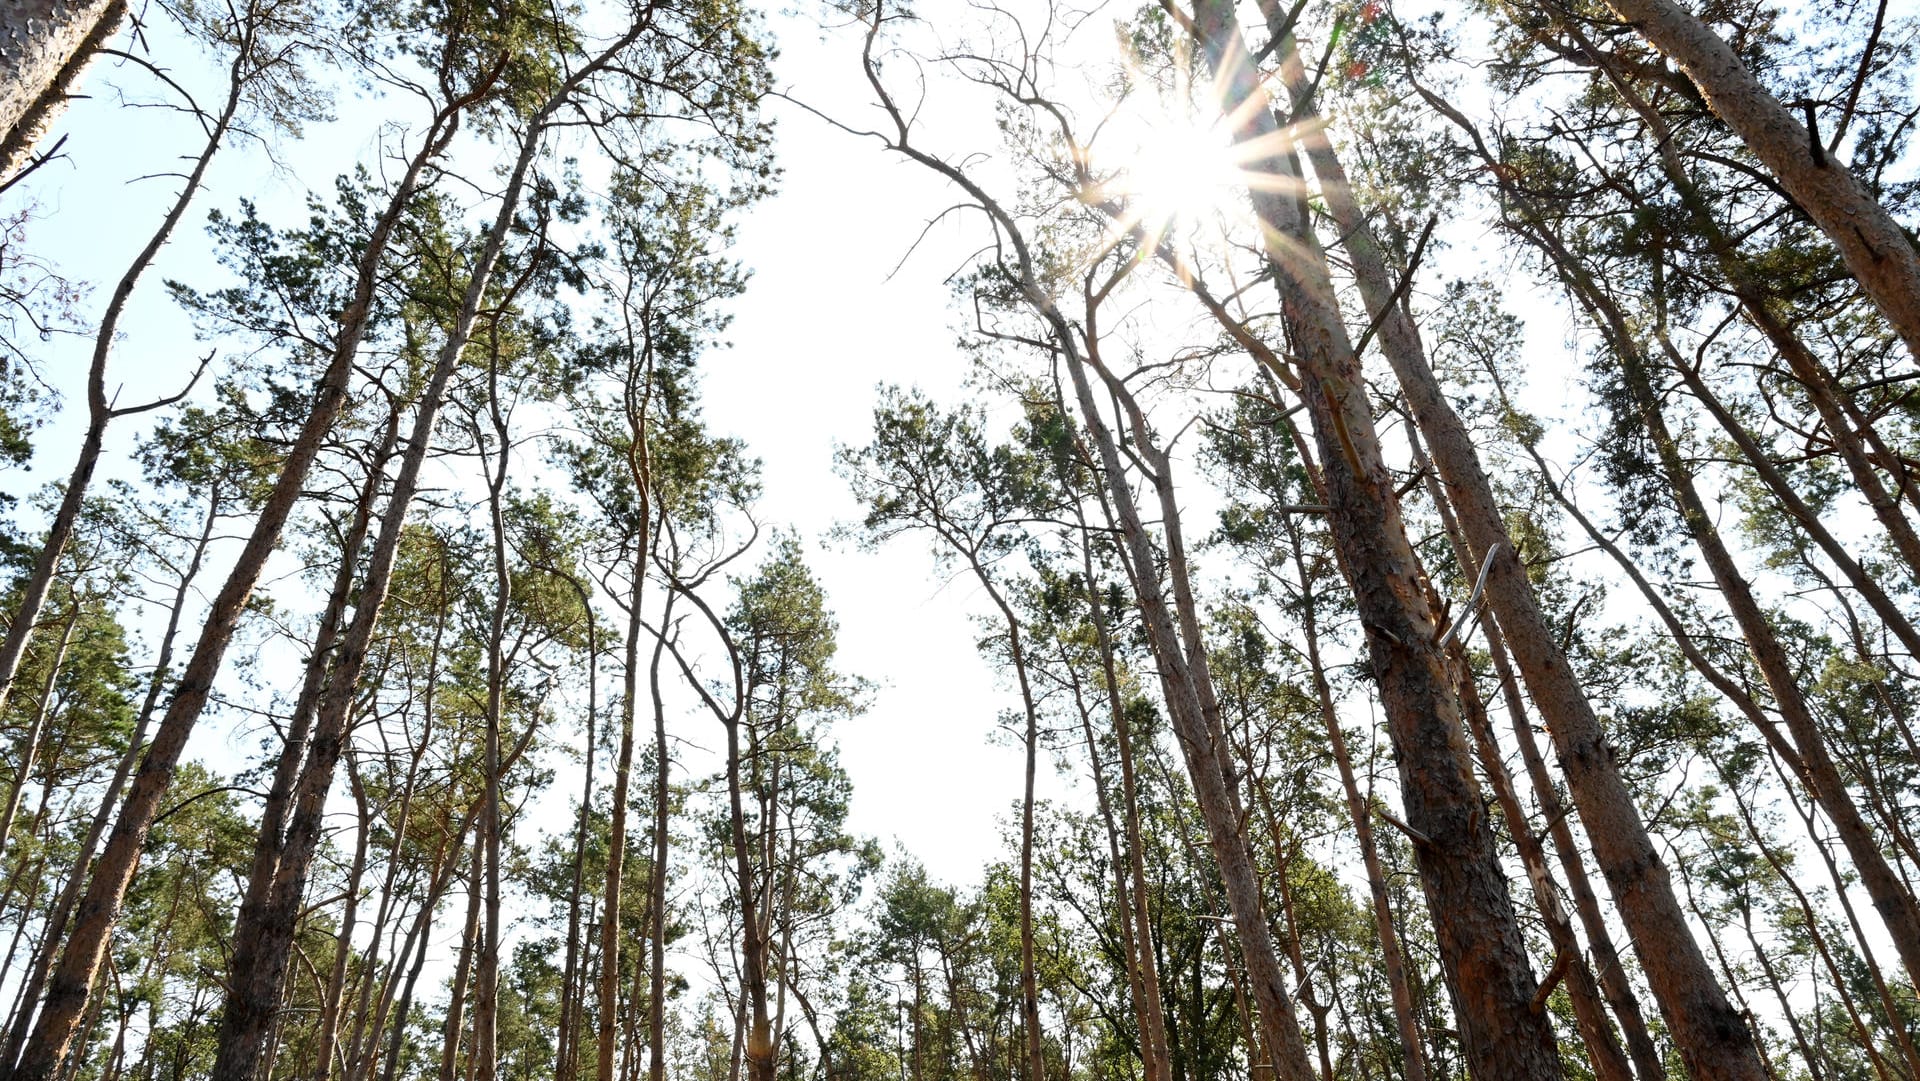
[1074,530,1171,1081]
[0,483,219,1074]
[338,607,445,1081]
[438,845,485,1081]
[645,590,672,1081]
[471,324,515,1081]
[1188,9,1561,1076]
[207,70,579,1080]
[218,408,400,1081]
[313,758,373,1081]
[1278,510,1429,1081]
[1602,0,1920,363]
[724,711,774,1081]
[958,554,1047,1081]
[1534,215,1920,993]
[557,567,598,1081]
[1057,344,1319,1081]
[4,94,467,1081]
[0,39,242,731]
[860,10,1322,1075]
[1307,48,1768,1081]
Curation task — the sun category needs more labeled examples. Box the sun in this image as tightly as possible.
[1088,69,1257,253]
[1115,114,1244,228]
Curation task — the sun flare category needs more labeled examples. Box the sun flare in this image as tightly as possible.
[1088,56,1261,254]
[1107,111,1246,234]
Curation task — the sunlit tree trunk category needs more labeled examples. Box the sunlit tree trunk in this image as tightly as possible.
[0,39,243,751]
[1604,0,1920,363]
[5,102,463,1081]
[1278,509,1429,1081]
[1533,215,1920,993]
[1187,8,1561,1075]
[1073,534,1171,1081]
[0,483,219,1075]
[0,0,123,181]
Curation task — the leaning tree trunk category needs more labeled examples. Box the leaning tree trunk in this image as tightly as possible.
[0,47,242,733]
[0,0,123,182]
[1057,345,1319,1081]
[1603,0,1920,364]
[0,483,218,1077]
[1188,7,1562,1077]
[859,8,1317,1074]
[1402,72,1772,1081]
[1533,215,1920,994]
[1559,31,1920,631]
[207,86,570,1081]
[1281,510,1429,1081]
[4,98,466,1081]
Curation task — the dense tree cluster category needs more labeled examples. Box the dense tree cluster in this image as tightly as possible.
[0,0,1916,1079]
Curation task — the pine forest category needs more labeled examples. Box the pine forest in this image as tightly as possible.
[0,0,1916,1078]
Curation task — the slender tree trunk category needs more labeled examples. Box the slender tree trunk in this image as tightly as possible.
[0,41,242,729]
[471,328,515,1081]
[5,96,467,1081]
[1074,532,1171,1081]
[1452,639,1633,1081]
[958,557,1047,1081]
[645,590,672,1081]
[1279,512,1428,1081]
[338,617,444,1081]
[1766,752,1920,1079]
[0,484,218,1074]
[1535,215,1920,993]
[1310,48,1764,1081]
[600,591,641,1081]
[1057,344,1318,1081]
[557,568,598,1081]
[314,759,373,1081]
[1721,767,1899,1081]
[0,608,77,860]
[438,845,485,1081]
[724,710,774,1081]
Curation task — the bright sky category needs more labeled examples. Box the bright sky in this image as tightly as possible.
[5,0,1608,910]
[7,3,1090,892]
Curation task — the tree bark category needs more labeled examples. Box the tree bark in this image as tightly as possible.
[0,0,123,182]
[206,56,591,1075]
[1189,9,1562,1076]
[1535,216,1920,994]
[1279,510,1428,1081]
[1404,74,1775,1081]
[0,38,241,739]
